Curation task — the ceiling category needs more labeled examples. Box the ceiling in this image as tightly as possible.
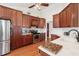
[0,3,51,9]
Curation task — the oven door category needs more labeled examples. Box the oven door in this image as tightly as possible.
[33,34,40,43]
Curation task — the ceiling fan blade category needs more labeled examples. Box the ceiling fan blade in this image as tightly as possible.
[28,4,35,8]
[41,3,49,6]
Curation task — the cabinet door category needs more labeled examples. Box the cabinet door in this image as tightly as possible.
[60,10,67,27]
[38,18,46,28]
[60,3,78,27]
[10,26,22,50]
[59,4,74,27]
[67,4,74,27]
[10,34,16,50]
[22,35,33,46]
[16,26,22,48]
[66,3,77,27]
[72,3,78,27]
[30,16,36,26]
[11,9,17,26]
[16,11,23,26]
[0,6,4,18]
[22,14,26,27]
[53,14,59,28]
[62,10,67,27]
[4,7,12,19]
[22,14,31,27]
[66,5,72,27]
[31,17,39,27]
[0,6,12,19]
[59,13,63,27]
[25,35,33,44]
[78,4,79,27]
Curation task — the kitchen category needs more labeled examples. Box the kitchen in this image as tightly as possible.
[0,3,79,56]
[0,4,46,55]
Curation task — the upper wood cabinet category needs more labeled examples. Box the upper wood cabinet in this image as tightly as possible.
[53,14,60,28]
[53,3,79,28]
[16,11,23,26]
[22,14,45,28]
[10,9,17,26]
[59,9,67,27]
[65,4,72,27]
[72,3,78,27]
[38,18,46,28]
[31,17,40,27]
[78,4,79,26]
[0,6,12,19]
[22,14,31,28]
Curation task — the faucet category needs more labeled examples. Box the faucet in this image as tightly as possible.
[64,29,79,42]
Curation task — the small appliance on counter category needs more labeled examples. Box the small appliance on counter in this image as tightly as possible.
[0,20,10,55]
[30,30,38,34]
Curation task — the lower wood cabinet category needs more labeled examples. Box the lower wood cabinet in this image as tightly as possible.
[51,34,60,40]
[10,26,22,50]
[10,33,33,50]
[22,35,33,46]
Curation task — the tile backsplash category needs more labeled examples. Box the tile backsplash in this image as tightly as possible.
[21,27,46,33]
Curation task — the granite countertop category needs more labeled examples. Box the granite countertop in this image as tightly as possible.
[38,35,79,56]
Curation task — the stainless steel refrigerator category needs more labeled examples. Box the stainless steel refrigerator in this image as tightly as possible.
[0,20,10,55]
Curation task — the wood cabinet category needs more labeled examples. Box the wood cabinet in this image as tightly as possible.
[65,4,72,27]
[65,3,75,27]
[38,18,46,28]
[22,35,33,46]
[31,17,39,27]
[10,9,17,26]
[59,10,67,27]
[53,14,60,28]
[51,34,60,40]
[72,3,78,27]
[22,14,45,28]
[10,26,22,50]
[10,27,33,50]
[16,11,23,26]
[53,3,79,28]
[0,6,12,19]
[78,4,79,26]
[10,10,22,50]
[22,14,31,27]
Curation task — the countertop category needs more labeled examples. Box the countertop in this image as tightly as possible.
[38,35,79,56]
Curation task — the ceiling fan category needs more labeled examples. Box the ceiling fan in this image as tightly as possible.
[28,3,49,10]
